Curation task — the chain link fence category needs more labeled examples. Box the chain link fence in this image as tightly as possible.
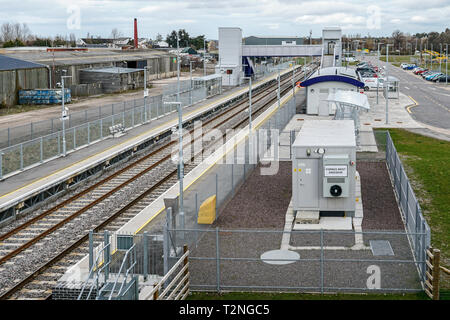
[0,81,215,179]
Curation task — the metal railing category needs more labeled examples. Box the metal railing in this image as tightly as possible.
[0,86,211,180]
[385,131,431,281]
[169,228,427,294]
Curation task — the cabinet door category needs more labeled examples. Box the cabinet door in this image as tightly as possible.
[296,158,319,209]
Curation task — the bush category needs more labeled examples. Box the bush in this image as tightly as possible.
[3,39,25,48]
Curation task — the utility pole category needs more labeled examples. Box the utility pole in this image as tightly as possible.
[165,101,184,237]
[61,71,72,157]
[189,61,194,105]
[385,44,391,124]
[143,66,150,123]
[177,33,180,104]
[204,37,207,77]
[241,76,253,132]
[377,42,384,105]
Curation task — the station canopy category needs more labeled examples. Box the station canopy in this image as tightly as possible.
[326,90,370,111]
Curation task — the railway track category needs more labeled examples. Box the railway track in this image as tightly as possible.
[0,64,317,300]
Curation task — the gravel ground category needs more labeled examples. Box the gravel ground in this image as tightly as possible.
[187,160,421,293]
[212,161,292,229]
[358,161,405,230]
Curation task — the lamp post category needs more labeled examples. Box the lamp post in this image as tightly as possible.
[176,33,180,104]
[203,37,207,77]
[445,44,448,85]
[143,66,150,123]
[164,101,184,235]
[385,44,392,124]
[439,43,442,73]
[189,61,194,105]
[61,71,72,157]
[377,42,384,105]
[241,76,253,132]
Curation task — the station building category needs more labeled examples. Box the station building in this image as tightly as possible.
[300,66,364,116]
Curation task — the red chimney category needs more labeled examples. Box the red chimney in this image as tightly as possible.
[134,18,138,49]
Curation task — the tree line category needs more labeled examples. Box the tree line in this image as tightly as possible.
[343,29,450,55]
[0,22,77,48]
[165,29,207,50]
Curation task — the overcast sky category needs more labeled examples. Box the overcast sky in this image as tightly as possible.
[1,0,449,40]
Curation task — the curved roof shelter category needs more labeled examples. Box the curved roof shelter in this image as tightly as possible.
[300,66,364,88]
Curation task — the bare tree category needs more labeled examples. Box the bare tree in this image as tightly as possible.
[111,28,122,40]
[392,30,404,51]
[1,22,14,42]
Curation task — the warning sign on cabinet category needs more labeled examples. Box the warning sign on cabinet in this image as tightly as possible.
[324,165,348,177]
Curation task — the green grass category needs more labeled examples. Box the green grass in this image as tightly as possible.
[380,129,450,289]
[187,292,430,300]
[379,55,450,74]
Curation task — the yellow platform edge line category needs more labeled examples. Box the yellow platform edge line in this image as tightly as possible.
[0,69,295,201]
[134,86,298,234]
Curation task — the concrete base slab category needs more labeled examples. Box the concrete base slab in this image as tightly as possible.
[295,210,320,224]
[293,217,353,230]
[260,249,300,265]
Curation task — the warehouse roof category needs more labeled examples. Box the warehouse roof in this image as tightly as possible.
[1,48,173,66]
[0,54,46,71]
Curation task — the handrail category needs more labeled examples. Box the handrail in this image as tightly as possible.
[143,249,189,300]
[107,244,136,300]
[77,242,110,300]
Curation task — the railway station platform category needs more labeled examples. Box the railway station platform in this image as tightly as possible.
[0,65,302,226]
[56,71,304,287]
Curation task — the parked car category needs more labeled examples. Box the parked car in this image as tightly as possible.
[426,73,443,81]
[400,63,409,69]
[421,70,436,78]
[405,64,417,70]
[433,74,450,82]
[361,76,382,90]
[414,68,427,75]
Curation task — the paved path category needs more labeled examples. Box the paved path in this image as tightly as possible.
[365,56,450,130]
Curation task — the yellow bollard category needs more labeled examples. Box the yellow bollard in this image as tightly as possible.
[197,195,217,224]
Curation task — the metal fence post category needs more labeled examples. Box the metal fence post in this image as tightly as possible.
[405,180,409,226]
[58,131,61,155]
[421,221,426,281]
[231,164,234,196]
[100,118,103,140]
[164,207,171,276]
[20,143,23,170]
[143,231,148,281]
[215,173,219,209]
[88,230,94,271]
[415,203,420,256]
[0,152,3,179]
[40,137,43,163]
[320,229,324,294]
[216,227,220,293]
[73,127,76,149]
[87,122,90,145]
[104,231,110,281]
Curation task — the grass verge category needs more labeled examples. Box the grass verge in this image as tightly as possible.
[377,129,450,289]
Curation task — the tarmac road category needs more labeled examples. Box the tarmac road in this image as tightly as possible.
[367,56,450,130]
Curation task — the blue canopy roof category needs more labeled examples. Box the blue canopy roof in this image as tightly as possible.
[300,75,364,88]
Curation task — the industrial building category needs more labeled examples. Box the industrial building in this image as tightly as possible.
[0,47,177,106]
[79,67,145,93]
[0,54,49,107]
